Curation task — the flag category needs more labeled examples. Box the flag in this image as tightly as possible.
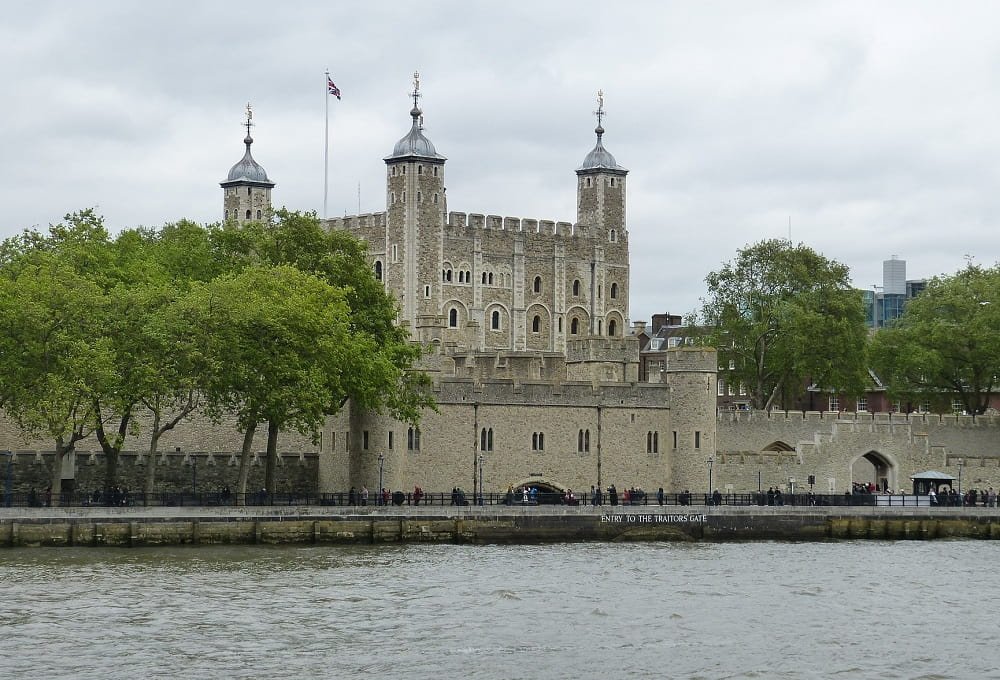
[327,77,341,100]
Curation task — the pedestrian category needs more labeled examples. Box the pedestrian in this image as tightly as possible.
[657,487,664,506]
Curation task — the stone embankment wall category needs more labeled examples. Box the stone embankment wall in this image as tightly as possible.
[3,506,1000,547]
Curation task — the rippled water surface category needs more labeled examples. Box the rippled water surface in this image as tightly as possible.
[2,542,999,679]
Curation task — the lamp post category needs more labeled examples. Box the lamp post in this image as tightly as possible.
[192,456,197,499]
[3,450,12,508]
[377,453,385,505]
[707,457,714,502]
[957,458,964,497]
[478,454,484,506]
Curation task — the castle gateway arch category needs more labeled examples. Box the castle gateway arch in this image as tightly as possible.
[850,450,897,492]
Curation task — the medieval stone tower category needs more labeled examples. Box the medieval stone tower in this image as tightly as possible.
[324,77,631,361]
[221,103,274,224]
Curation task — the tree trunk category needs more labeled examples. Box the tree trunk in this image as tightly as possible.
[144,411,162,505]
[235,424,257,507]
[49,438,68,508]
[265,420,279,494]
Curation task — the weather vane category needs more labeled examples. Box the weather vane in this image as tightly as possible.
[411,71,421,109]
[594,89,605,128]
[244,102,254,137]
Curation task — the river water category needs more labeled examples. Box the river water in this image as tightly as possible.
[1,541,998,679]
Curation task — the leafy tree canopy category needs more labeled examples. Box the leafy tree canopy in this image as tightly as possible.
[870,263,1000,415]
[700,239,869,410]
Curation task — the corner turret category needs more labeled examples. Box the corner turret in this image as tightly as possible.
[221,103,275,224]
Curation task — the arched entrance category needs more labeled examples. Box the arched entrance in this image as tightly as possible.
[850,450,897,492]
[508,478,569,504]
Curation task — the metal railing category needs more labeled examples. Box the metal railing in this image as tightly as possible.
[1,489,996,509]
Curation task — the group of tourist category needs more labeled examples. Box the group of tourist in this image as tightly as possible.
[929,486,997,507]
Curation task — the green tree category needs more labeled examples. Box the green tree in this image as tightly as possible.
[0,252,113,505]
[211,210,431,491]
[170,265,368,503]
[700,239,869,410]
[870,264,1000,415]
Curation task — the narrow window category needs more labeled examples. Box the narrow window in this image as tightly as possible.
[571,318,579,335]
[392,245,398,262]
[558,318,563,332]
[374,261,383,281]
[573,280,580,296]
[611,283,618,299]
[608,320,617,336]
[695,431,701,449]
[672,431,678,449]
[482,272,488,285]
[418,165,423,175]
[449,308,458,327]
[256,209,262,219]
[647,431,653,453]
[584,429,590,452]
[247,187,252,196]
[578,430,584,452]
[532,315,540,333]
[491,310,500,330]
[424,285,430,298]
[610,177,616,187]
[488,273,494,285]
[434,193,439,204]
[533,276,541,293]
[487,428,493,451]
[245,210,251,219]
[609,229,617,243]
[408,427,420,451]
[481,428,488,451]
[417,191,422,202]
[653,432,659,453]
[433,166,438,177]
[388,431,394,450]
[363,431,369,450]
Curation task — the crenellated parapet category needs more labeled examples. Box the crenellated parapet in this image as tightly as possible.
[720,409,1000,428]
[322,212,388,232]
[444,212,617,241]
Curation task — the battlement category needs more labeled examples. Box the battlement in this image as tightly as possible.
[662,347,717,373]
[565,336,639,363]
[446,212,613,240]
[720,409,1000,428]
[432,377,669,407]
[322,213,387,231]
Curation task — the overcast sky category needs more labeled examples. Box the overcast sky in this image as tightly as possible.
[4,1,999,325]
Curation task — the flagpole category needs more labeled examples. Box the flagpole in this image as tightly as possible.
[323,69,330,219]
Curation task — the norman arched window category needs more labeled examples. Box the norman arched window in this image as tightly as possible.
[491,310,500,330]
[480,427,493,452]
[609,229,617,243]
[573,280,580,296]
[532,315,540,333]
[482,272,488,285]
[610,283,618,299]
[449,308,458,327]
[256,210,262,219]
[608,320,617,336]
[245,210,251,219]
[571,318,579,335]
[533,276,541,293]
[373,261,383,281]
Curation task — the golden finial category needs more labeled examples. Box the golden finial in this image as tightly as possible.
[594,90,605,129]
[244,102,254,137]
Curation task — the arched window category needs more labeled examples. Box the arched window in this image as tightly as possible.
[247,187,252,196]
[533,276,541,293]
[608,320,617,336]
[480,427,493,452]
[573,280,580,296]
[609,229,617,243]
[532,432,545,451]
[585,429,590,452]
[488,273,494,285]
[571,318,579,335]
[491,310,500,330]
[558,318,563,332]
[373,261,383,281]
[224,210,229,219]
[611,282,618,299]
[532,315,540,333]
[449,308,458,327]
[245,210,251,219]
[482,272,488,285]
[418,165,423,175]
